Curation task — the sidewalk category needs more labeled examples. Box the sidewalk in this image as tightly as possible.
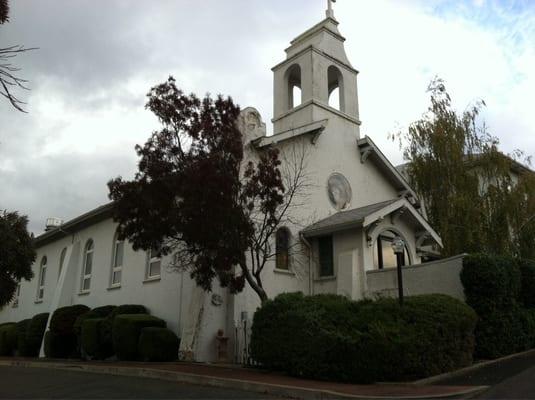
[0,357,487,400]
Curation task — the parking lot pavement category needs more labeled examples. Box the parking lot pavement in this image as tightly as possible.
[0,366,277,399]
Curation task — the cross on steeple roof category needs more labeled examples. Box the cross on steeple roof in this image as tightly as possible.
[326,0,337,18]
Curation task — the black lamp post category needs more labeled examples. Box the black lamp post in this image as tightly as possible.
[391,236,405,306]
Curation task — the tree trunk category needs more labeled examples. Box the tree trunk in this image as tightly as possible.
[240,260,268,305]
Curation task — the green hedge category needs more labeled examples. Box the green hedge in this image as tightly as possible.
[22,313,49,357]
[74,305,116,358]
[251,293,477,383]
[0,323,17,356]
[519,259,535,308]
[80,318,110,360]
[113,314,165,361]
[48,305,90,358]
[461,254,535,359]
[100,304,147,357]
[15,319,31,356]
[139,327,180,362]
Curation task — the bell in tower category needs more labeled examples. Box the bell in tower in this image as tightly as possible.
[271,1,361,138]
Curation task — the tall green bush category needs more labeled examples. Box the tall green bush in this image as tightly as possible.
[519,259,535,308]
[22,313,49,357]
[113,314,165,361]
[81,318,110,360]
[251,293,477,383]
[47,304,90,358]
[0,323,17,356]
[138,327,180,362]
[100,304,147,357]
[461,254,535,359]
[15,319,31,356]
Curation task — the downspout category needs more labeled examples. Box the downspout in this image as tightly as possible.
[300,233,313,296]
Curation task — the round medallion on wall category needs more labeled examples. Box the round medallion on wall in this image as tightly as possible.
[327,173,352,211]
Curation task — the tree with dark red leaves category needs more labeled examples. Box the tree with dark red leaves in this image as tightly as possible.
[0,211,35,307]
[108,77,309,303]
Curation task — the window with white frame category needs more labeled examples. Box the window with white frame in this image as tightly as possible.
[37,256,47,300]
[147,246,161,279]
[81,239,94,292]
[110,233,124,286]
[13,283,21,307]
[58,247,67,281]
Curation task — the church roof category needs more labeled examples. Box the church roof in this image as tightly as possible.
[301,199,398,237]
[357,136,418,201]
[34,202,114,248]
[302,197,443,248]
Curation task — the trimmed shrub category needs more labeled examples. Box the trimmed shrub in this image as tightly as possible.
[138,327,180,362]
[22,313,49,357]
[460,254,521,314]
[74,305,116,337]
[0,323,17,356]
[47,305,90,358]
[461,254,535,359]
[113,314,165,361]
[251,293,477,383]
[74,305,116,358]
[519,259,535,309]
[81,318,111,360]
[100,304,147,356]
[15,319,31,356]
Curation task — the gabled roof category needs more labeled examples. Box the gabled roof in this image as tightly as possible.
[357,136,418,201]
[34,202,114,248]
[301,199,398,237]
[301,197,443,248]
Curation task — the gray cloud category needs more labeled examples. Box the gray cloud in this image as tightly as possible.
[1,0,534,235]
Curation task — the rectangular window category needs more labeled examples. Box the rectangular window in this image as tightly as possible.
[13,283,21,308]
[318,236,334,277]
[37,258,47,301]
[111,239,124,286]
[81,241,94,292]
[147,247,161,279]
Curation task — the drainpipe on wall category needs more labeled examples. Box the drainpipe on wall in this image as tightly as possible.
[300,233,313,296]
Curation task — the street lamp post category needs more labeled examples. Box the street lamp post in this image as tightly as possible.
[391,236,405,306]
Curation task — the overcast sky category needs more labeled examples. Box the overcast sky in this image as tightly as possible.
[1,0,534,234]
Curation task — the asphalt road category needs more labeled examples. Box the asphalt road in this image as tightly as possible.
[438,350,535,399]
[0,366,277,399]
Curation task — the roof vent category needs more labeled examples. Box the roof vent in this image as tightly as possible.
[45,217,63,232]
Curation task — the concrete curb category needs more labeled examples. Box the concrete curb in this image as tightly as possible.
[411,348,535,386]
[0,359,488,400]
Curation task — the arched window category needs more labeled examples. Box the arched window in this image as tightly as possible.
[81,239,94,292]
[110,232,124,287]
[37,256,47,300]
[58,247,67,281]
[373,231,411,270]
[285,64,302,110]
[276,228,291,270]
[147,245,162,280]
[328,65,344,112]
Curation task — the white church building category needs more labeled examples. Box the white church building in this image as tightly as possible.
[0,5,465,363]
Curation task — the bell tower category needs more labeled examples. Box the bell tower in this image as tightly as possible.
[271,3,361,137]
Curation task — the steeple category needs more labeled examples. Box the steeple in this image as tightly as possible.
[271,3,361,136]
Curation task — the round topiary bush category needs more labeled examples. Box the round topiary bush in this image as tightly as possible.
[138,327,180,362]
[81,318,112,360]
[48,304,90,358]
[0,323,17,356]
[251,292,477,383]
[15,319,31,356]
[22,313,49,357]
[113,314,165,361]
[100,304,148,357]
